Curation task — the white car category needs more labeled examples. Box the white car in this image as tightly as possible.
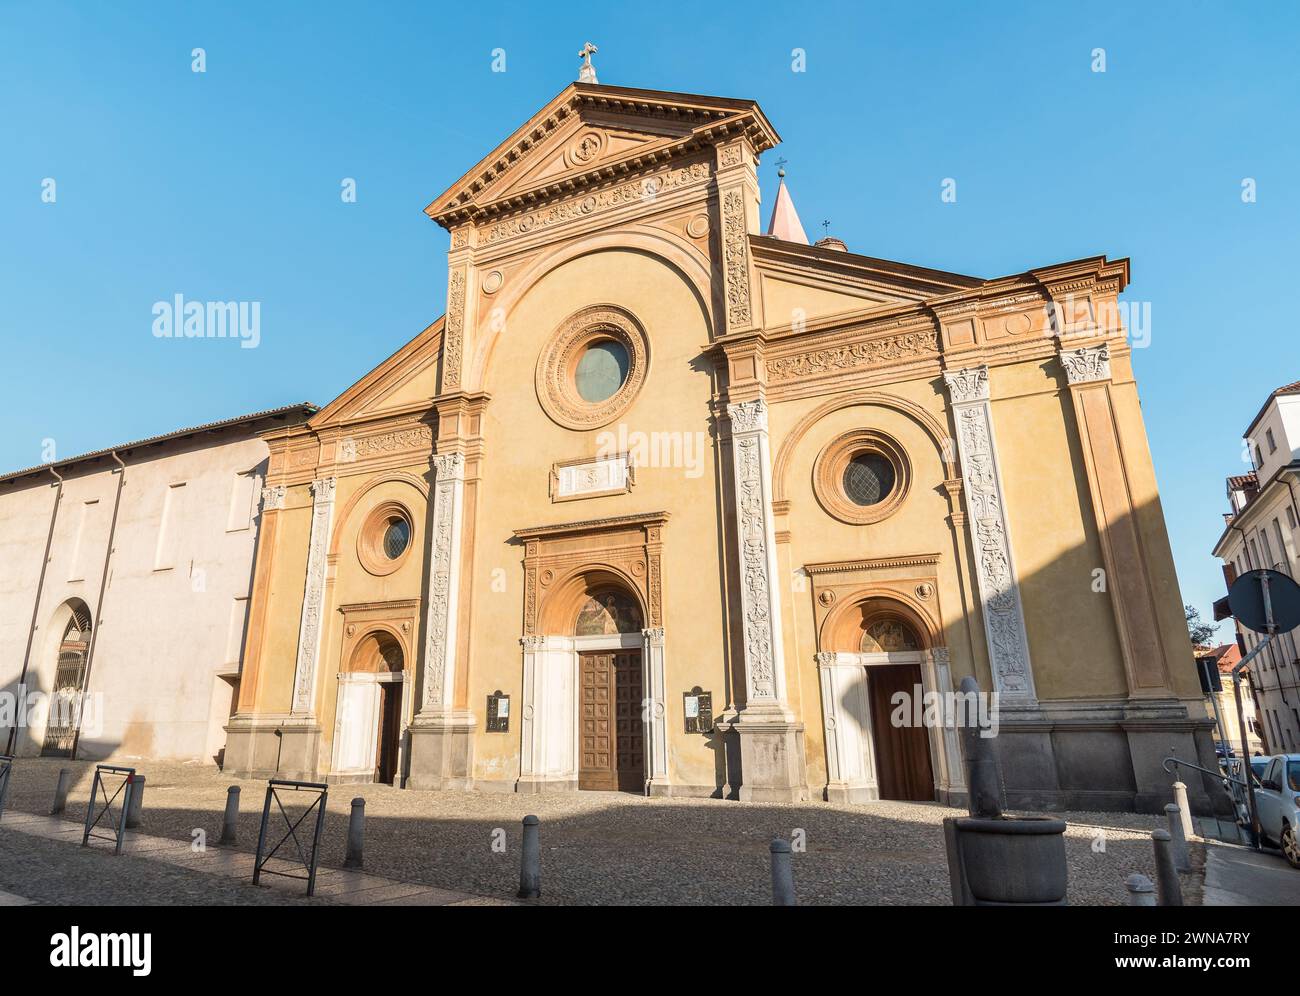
[1255,753,1300,868]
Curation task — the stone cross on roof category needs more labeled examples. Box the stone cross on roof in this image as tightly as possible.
[578,42,598,83]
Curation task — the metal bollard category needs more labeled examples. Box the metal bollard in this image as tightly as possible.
[517,814,541,899]
[1152,829,1183,906]
[344,798,365,869]
[1164,803,1190,872]
[125,775,145,829]
[1125,872,1156,907]
[1172,782,1195,840]
[770,839,797,906]
[219,786,240,845]
[51,768,71,815]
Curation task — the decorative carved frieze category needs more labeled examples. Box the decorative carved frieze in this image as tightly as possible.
[421,452,466,713]
[480,161,710,246]
[1059,343,1111,385]
[765,328,939,383]
[291,476,337,715]
[943,368,1035,700]
[721,188,753,329]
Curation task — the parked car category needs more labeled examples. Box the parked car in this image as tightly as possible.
[1255,754,1300,868]
[1223,756,1269,826]
[1216,740,1237,759]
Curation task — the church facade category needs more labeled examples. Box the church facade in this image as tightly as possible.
[223,80,1216,812]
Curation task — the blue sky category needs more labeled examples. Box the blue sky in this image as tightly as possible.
[2,1,1296,633]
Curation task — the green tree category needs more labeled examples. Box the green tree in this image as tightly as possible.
[1186,604,1219,648]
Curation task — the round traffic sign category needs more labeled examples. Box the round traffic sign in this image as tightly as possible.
[1228,569,1300,634]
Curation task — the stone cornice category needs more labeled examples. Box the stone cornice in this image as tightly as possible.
[804,554,942,575]
[513,510,670,541]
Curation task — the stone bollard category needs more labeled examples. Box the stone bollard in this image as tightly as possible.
[517,815,541,899]
[1152,829,1183,906]
[344,798,365,869]
[125,775,145,829]
[1125,872,1156,906]
[51,768,72,815]
[1164,803,1190,872]
[959,675,1002,819]
[219,786,240,846]
[770,839,797,906]
[1172,782,1195,840]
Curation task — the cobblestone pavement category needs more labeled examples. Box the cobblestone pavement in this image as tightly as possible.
[3,758,1168,905]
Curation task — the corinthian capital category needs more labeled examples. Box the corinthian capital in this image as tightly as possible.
[943,365,989,405]
[1059,343,1111,385]
[726,398,768,434]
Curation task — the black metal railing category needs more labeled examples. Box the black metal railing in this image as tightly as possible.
[81,764,136,854]
[252,779,329,897]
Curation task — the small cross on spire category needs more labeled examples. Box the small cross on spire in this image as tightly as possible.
[578,42,599,84]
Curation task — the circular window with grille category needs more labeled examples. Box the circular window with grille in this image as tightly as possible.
[813,430,909,524]
[536,305,649,430]
[358,501,415,576]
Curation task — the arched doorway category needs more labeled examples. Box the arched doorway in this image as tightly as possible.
[42,600,93,757]
[574,587,645,792]
[332,630,406,784]
[817,597,952,804]
[858,616,934,802]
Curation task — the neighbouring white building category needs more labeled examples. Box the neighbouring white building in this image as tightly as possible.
[0,404,315,763]
[1213,379,1300,754]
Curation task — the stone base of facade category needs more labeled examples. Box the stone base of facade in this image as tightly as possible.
[992,698,1228,816]
[733,711,809,803]
[826,783,880,804]
[222,715,322,781]
[406,710,475,791]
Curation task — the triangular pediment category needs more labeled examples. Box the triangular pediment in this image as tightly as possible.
[309,317,443,429]
[750,234,983,329]
[425,83,779,228]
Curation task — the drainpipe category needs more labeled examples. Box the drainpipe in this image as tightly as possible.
[71,451,126,760]
[7,466,65,756]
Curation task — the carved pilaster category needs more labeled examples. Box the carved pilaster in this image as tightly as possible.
[290,477,336,715]
[715,140,759,333]
[641,627,670,792]
[1056,345,1173,696]
[942,367,1036,701]
[420,452,466,714]
[726,399,789,711]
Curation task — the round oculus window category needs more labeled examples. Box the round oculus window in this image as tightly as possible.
[574,339,630,403]
[842,452,896,507]
[382,517,410,559]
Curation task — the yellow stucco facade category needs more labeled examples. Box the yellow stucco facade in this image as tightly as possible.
[224,82,1217,813]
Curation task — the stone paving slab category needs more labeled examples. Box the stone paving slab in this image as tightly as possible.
[0,889,35,906]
